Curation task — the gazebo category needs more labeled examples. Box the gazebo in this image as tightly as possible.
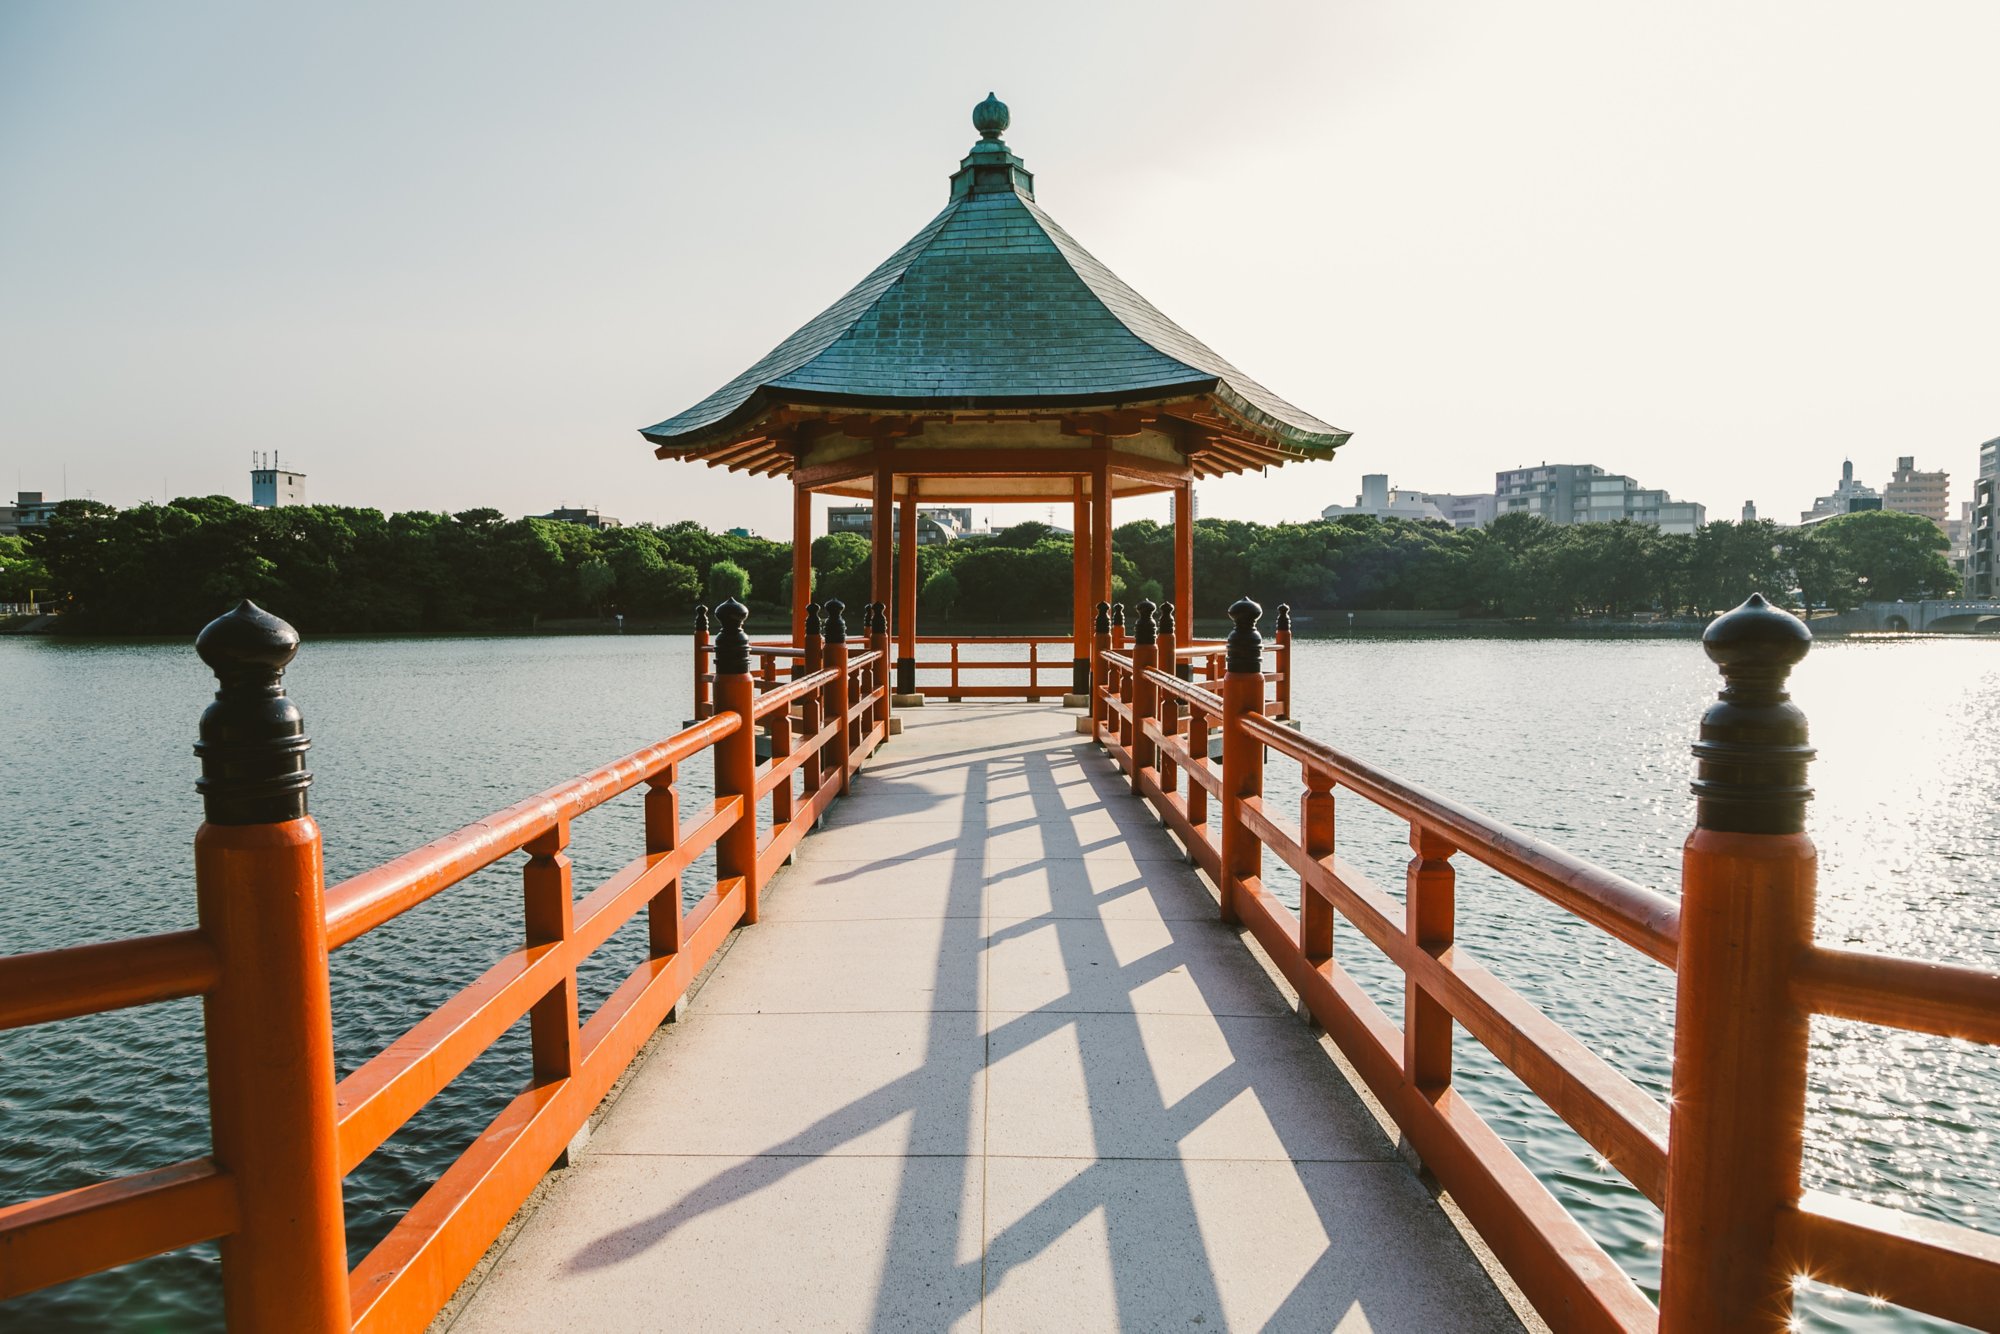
[642,93,1347,699]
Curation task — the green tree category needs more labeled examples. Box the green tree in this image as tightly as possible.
[1809,510,1957,602]
[920,567,960,621]
[707,559,752,603]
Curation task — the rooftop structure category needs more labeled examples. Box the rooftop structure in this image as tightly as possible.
[1801,459,1878,524]
[1495,464,1705,534]
[249,453,306,509]
[0,491,56,537]
[534,506,622,530]
[1322,474,1495,528]
[643,94,1345,698]
[827,503,971,545]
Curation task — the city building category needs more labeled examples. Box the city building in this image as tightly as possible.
[1494,464,1706,534]
[1169,486,1198,526]
[0,491,58,537]
[535,506,622,530]
[1948,500,1973,582]
[827,505,971,545]
[250,453,306,509]
[1321,475,1495,528]
[1742,501,1758,523]
[1883,455,1949,529]
[1800,460,1878,524]
[1970,438,1999,597]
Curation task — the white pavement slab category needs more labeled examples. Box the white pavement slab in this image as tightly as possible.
[446,704,1525,1334]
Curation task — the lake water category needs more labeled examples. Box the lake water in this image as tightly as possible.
[1,631,1994,1331]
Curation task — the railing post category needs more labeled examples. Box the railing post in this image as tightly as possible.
[524,818,577,1085]
[801,604,824,796]
[803,602,824,675]
[1218,597,1265,925]
[1130,599,1158,792]
[645,762,682,960]
[870,602,892,737]
[1111,602,1125,654]
[692,604,712,719]
[1659,594,1817,1333]
[711,597,761,924]
[1090,602,1111,743]
[824,599,853,793]
[1274,603,1293,721]
[1300,764,1334,969]
[1157,604,1179,793]
[1404,825,1456,1095]
[191,601,349,1332]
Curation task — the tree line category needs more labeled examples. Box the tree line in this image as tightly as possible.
[3,494,1957,636]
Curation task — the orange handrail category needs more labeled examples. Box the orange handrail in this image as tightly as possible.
[1095,595,2000,1332]
[0,595,889,1330]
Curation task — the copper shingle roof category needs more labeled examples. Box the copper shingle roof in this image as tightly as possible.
[642,97,1346,456]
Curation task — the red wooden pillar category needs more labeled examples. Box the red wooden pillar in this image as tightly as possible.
[871,465,893,619]
[1072,476,1090,697]
[1300,765,1334,968]
[1659,595,1817,1333]
[711,597,761,925]
[1217,597,1265,925]
[897,483,919,699]
[792,481,812,645]
[1156,602,1179,791]
[1174,479,1195,637]
[1274,603,1294,720]
[1090,602,1111,743]
[191,601,349,1332]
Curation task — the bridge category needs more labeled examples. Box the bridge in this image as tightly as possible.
[4,594,1998,1332]
[1821,598,2000,633]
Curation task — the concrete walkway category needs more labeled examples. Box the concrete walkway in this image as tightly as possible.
[449,704,1524,1333]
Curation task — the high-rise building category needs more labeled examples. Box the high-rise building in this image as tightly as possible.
[1742,501,1758,524]
[1883,456,1949,529]
[1493,464,1705,534]
[250,453,306,508]
[1970,439,1999,597]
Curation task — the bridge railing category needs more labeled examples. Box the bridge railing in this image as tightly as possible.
[0,596,888,1331]
[1096,594,2000,1332]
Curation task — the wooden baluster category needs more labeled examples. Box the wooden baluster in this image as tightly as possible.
[870,603,891,735]
[770,687,795,829]
[1301,764,1334,970]
[692,604,711,719]
[949,636,961,703]
[1659,596,1818,1333]
[1404,824,1456,1095]
[191,602,349,1331]
[1185,695,1208,832]
[1130,600,1158,791]
[824,600,852,792]
[524,818,577,1084]
[1218,598,1265,924]
[711,597,762,923]
[760,652,778,692]
[645,763,682,960]
[1028,637,1038,702]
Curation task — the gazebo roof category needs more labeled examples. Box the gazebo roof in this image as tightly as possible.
[642,96,1348,470]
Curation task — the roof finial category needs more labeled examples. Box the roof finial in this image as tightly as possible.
[973,92,1009,141]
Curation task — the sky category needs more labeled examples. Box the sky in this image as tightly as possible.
[2,1,1996,538]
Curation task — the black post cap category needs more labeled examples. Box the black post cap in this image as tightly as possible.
[824,598,848,645]
[1133,599,1158,646]
[1275,604,1292,632]
[872,602,888,635]
[804,602,823,637]
[713,597,751,675]
[194,600,311,825]
[1692,593,1815,834]
[693,604,710,633]
[1111,603,1126,629]
[1094,601,1111,634]
[1158,602,1176,637]
[1227,596,1263,674]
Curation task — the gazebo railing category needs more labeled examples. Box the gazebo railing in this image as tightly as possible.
[1093,596,2000,1332]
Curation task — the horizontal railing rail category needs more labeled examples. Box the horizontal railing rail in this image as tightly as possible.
[1091,594,2000,1333]
[0,595,890,1330]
